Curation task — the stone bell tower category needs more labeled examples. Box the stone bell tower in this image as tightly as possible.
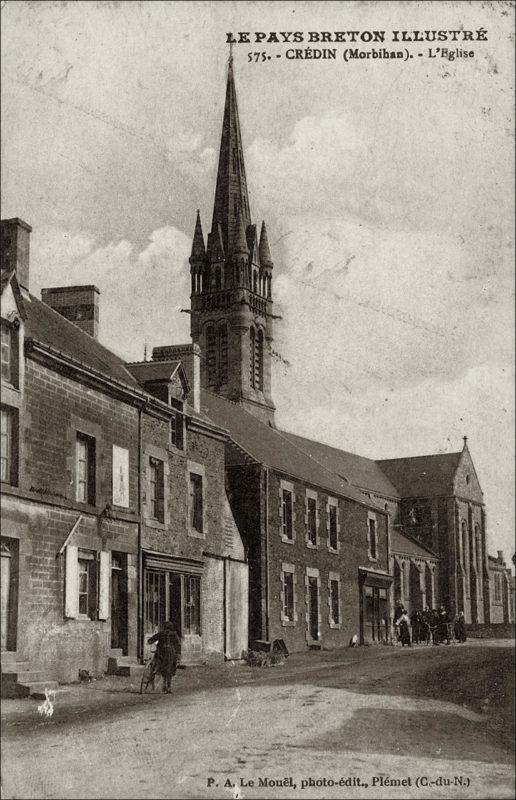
[189,55,275,425]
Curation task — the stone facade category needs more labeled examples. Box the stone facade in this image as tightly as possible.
[1,234,248,694]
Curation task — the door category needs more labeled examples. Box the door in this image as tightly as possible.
[308,577,319,642]
[1,540,17,652]
[1,545,12,650]
[364,586,388,642]
[111,553,128,653]
[144,570,167,656]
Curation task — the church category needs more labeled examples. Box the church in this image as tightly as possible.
[178,54,513,648]
[1,57,512,694]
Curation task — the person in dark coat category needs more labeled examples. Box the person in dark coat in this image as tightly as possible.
[410,610,422,645]
[454,610,467,643]
[438,606,451,644]
[147,621,181,693]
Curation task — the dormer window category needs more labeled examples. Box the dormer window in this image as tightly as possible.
[1,319,18,388]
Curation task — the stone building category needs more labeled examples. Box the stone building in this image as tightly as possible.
[487,551,512,625]
[185,55,511,649]
[1,217,247,696]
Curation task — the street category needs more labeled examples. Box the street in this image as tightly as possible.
[1,641,514,800]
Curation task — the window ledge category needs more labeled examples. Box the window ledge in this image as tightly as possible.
[368,555,378,563]
[329,622,341,630]
[145,517,167,530]
[280,536,295,545]
[327,546,339,554]
[306,541,318,550]
[281,619,297,627]
[189,529,205,540]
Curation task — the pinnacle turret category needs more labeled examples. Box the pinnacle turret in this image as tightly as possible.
[189,210,206,264]
[258,221,273,268]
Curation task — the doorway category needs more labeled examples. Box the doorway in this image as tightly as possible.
[111,553,128,653]
[364,585,388,643]
[1,539,18,652]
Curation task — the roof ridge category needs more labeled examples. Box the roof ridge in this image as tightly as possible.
[282,428,377,463]
[377,451,462,463]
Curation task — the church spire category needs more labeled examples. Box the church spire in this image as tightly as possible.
[210,54,251,257]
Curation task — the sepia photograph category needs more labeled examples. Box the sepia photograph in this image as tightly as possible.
[1,1,514,798]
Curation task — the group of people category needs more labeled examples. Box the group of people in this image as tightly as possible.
[394,604,467,647]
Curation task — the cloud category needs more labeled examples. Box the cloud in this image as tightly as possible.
[30,224,191,361]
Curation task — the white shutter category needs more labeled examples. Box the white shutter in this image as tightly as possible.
[98,550,111,620]
[65,545,79,618]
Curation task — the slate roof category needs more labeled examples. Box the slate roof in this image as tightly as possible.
[281,431,399,498]
[201,391,384,511]
[23,292,141,389]
[377,452,462,497]
[390,528,438,560]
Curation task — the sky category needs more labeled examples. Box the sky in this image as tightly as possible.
[1,1,514,563]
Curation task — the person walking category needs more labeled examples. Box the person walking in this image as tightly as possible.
[454,610,467,643]
[397,608,412,647]
[147,621,181,693]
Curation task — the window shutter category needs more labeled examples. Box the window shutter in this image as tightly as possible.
[65,545,79,618]
[98,550,111,620]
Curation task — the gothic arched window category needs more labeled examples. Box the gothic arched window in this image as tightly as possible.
[256,329,264,391]
[250,327,256,388]
[253,271,258,294]
[218,323,228,384]
[206,325,217,386]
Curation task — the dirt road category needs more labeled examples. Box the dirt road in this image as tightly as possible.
[1,642,514,799]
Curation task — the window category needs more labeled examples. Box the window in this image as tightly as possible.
[184,575,201,635]
[206,325,217,385]
[217,323,228,384]
[189,473,203,533]
[149,457,165,522]
[76,432,96,505]
[283,571,295,622]
[494,573,502,602]
[306,495,317,546]
[65,546,109,621]
[170,412,184,450]
[256,330,263,390]
[281,489,293,541]
[78,551,97,620]
[329,578,340,626]
[368,515,377,560]
[250,327,264,391]
[329,505,338,550]
[1,407,17,485]
[1,321,13,384]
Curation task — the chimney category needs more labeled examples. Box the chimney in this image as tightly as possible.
[1,218,32,291]
[41,285,100,339]
[152,343,201,412]
[497,550,504,564]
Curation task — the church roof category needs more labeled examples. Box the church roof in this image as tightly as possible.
[281,430,399,498]
[201,390,385,512]
[377,452,462,497]
[390,528,438,560]
[210,56,252,257]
